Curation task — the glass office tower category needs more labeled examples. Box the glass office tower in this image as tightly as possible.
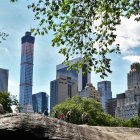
[56,57,91,92]
[19,32,35,112]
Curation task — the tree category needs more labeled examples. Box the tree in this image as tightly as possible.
[53,95,115,125]
[0,91,21,113]
[24,0,140,78]
[0,91,12,113]
[129,117,140,128]
[53,95,139,127]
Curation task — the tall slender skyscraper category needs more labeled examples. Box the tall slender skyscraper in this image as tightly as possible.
[19,32,35,112]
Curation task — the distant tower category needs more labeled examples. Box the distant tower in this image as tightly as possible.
[127,63,140,89]
[0,68,8,92]
[19,32,35,112]
[97,81,112,112]
[32,92,49,113]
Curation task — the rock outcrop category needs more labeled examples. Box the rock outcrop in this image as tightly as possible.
[0,104,4,114]
[0,113,140,140]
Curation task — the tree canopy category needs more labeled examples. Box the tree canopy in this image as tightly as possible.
[52,95,140,127]
[27,0,139,78]
[10,0,140,77]
[53,95,114,125]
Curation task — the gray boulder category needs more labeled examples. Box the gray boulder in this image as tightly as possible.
[0,104,4,114]
[0,113,140,139]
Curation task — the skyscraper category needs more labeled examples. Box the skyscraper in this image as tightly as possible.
[19,31,35,112]
[97,81,112,112]
[50,58,91,112]
[127,63,140,89]
[32,92,49,113]
[56,57,91,92]
[50,76,78,111]
[0,68,8,92]
[115,63,140,119]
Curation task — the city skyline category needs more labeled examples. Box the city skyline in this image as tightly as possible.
[0,1,140,99]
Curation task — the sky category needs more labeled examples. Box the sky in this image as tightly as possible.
[0,1,140,100]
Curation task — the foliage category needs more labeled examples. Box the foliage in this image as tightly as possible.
[53,95,140,127]
[53,95,114,125]
[10,0,17,2]
[11,95,22,112]
[0,91,12,113]
[0,91,21,113]
[129,117,140,128]
[0,32,8,44]
[25,0,140,78]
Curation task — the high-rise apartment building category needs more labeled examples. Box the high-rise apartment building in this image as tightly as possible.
[19,31,35,112]
[0,68,8,92]
[32,92,49,113]
[56,57,91,92]
[116,63,140,119]
[127,63,140,89]
[50,76,78,111]
[97,81,112,112]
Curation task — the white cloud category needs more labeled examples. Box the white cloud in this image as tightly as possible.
[123,55,140,63]
[115,16,140,53]
[0,46,8,54]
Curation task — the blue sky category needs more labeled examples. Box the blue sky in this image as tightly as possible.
[0,1,140,99]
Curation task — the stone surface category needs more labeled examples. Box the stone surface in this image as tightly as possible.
[0,113,140,139]
[0,104,4,114]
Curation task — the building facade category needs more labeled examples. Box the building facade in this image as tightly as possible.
[115,63,140,119]
[79,83,100,102]
[0,68,8,92]
[19,32,35,112]
[32,92,49,113]
[56,57,91,92]
[106,98,117,117]
[127,63,140,89]
[50,76,78,111]
[97,81,112,112]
